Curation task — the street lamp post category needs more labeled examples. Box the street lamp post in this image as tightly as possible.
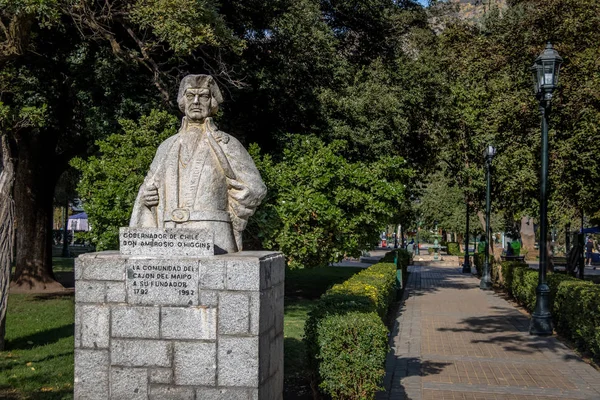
[480,145,496,290]
[462,202,471,273]
[530,42,562,336]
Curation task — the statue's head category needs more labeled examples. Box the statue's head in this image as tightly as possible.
[177,75,224,122]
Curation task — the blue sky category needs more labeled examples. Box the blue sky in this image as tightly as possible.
[414,0,429,7]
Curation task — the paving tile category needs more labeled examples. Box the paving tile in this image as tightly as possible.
[376,259,600,400]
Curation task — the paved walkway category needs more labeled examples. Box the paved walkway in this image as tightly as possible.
[377,262,600,400]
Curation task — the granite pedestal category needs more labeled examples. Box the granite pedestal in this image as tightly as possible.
[74,229,284,400]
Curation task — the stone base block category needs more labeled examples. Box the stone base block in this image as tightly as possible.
[74,250,285,400]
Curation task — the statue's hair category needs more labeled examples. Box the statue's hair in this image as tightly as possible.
[177,74,223,115]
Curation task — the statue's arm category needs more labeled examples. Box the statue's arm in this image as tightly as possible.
[221,135,267,231]
[129,136,177,227]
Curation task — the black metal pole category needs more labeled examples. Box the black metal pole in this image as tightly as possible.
[480,160,492,290]
[530,103,552,335]
[400,224,404,249]
[462,202,471,273]
[565,223,570,253]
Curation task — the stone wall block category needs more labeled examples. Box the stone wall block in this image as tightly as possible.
[226,259,260,291]
[111,340,171,367]
[149,368,172,384]
[83,257,126,281]
[199,290,218,307]
[218,337,259,387]
[74,349,109,400]
[110,367,148,400]
[199,259,226,289]
[112,306,160,338]
[259,258,272,289]
[259,289,275,335]
[75,280,105,303]
[149,385,194,400]
[218,292,249,335]
[160,306,216,339]
[75,257,84,280]
[273,284,284,335]
[173,342,216,385]
[270,254,285,286]
[106,282,126,303]
[196,388,255,400]
[249,292,260,335]
[77,304,110,349]
[269,333,284,378]
[259,330,271,384]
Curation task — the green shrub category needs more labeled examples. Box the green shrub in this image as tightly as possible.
[498,262,600,359]
[395,248,412,270]
[510,265,538,311]
[500,261,523,290]
[447,242,460,256]
[547,273,579,309]
[381,249,410,289]
[554,280,600,356]
[305,262,396,399]
[427,247,434,255]
[316,311,388,399]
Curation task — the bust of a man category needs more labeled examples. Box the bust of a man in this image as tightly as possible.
[130,74,267,254]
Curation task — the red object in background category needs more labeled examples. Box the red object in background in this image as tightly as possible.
[381,239,387,248]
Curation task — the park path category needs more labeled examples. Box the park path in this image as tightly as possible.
[377,262,600,400]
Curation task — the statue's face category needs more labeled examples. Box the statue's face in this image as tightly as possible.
[184,88,212,121]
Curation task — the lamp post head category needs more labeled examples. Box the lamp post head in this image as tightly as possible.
[483,144,496,161]
[531,42,563,100]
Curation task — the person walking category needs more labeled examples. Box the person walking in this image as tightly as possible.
[585,236,594,269]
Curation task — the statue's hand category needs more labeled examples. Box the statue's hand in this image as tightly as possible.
[143,183,159,208]
[227,178,249,202]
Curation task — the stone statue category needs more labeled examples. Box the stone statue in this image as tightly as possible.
[130,74,267,253]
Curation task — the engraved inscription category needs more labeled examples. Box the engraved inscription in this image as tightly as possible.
[120,227,214,256]
[126,260,199,305]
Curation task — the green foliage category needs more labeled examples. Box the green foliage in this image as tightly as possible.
[72,110,178,250]
[509,265,538,311]
[316,312,388,400]
[304,262,396,399]
[554,280,600,356]
[447,242,460,256]
[130,0,244,55]
[249,135,410,269]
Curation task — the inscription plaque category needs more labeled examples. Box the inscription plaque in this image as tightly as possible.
[126,259,200,305]
[120,227,213,256]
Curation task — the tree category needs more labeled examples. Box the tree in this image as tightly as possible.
[0,135,15,349]
[248,135,411,268]
[0,0,241,290]
[72,110,178,250]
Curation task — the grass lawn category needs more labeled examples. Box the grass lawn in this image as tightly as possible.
[283,266,364,398]
[0,293,74,400]
[0,258,363,399]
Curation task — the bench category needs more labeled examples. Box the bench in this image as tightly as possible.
[501,255,525,262]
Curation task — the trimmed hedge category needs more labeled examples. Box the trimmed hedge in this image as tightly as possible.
[498,261,600,359]
[305,262,396,399]
[553,280,600,356]
[447,242,460,256]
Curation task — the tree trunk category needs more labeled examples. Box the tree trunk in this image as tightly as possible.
[0,135,16,350]
[62,200,70,257]
[10,134,63,292]
[520,216,536,260]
